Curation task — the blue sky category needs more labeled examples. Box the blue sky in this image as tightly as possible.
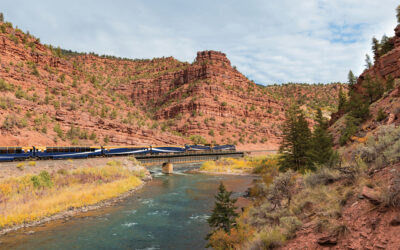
[1,0,399,84]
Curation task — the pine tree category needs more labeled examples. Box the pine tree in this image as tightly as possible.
[363,75,384,103]
[309,108,334,166]
[347,70,357,89]
[380,35,394,55]
[372,37,380,61]
[338,85,347,111]
[207,183,238,235]
[279,105,313,172]
[397,5,400,23]
[365,54,372,69]
[0,13,3,23]
[386,74,395,91]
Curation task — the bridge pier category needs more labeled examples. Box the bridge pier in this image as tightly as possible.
[162,162,173,174]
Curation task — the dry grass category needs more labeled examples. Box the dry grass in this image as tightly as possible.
[0,165,142,228]
[199,155,279,174]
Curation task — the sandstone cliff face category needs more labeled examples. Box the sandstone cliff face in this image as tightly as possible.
[356,24,400,89]
[0,22,340,149]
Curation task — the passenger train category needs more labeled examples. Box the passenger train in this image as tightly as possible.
[0,145,236,161]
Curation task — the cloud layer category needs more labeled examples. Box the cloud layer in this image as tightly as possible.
[1,0,399,84]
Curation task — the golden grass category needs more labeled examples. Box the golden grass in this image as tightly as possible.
[0,165,142,228]
[199,155,279,174]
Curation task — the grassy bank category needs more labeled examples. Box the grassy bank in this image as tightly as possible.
[199,155,279,175]
[0,162,144,229]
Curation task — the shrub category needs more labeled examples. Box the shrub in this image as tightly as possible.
[103,135,109,144]
[376,108,387,122]
[189,135,207,144]
[0,79,13,91]
[0,97,14,110]
[382,172,400,208]
[107,160,121,167]
[16,163,25,170]
[339,115,360,146]
[53,123,64,139]
[304,168,341,187]
[28,161,36,167]
[256,229,286,249]
[280,216,302,239]
[31,171,53,189]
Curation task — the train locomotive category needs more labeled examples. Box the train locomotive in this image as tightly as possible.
[0,144,236,161]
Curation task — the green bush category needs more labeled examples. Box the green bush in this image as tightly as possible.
[189,135,207,144]
[31,171,53,189]
[304,168,341,187]
[0,79,13,91]
[53,123,64,138]
[376,108,387,122]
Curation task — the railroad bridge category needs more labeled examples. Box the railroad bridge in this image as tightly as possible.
[134,150,245,165]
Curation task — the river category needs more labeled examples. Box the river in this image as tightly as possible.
[0,163,255,250]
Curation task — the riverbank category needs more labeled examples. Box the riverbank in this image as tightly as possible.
[195,155,279,176]
[0,158,151,236]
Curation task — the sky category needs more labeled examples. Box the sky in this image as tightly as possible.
[1,0,399,85]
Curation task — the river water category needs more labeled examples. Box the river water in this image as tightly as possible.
[1,164,255,250]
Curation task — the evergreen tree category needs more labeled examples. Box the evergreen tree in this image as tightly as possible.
[380,35,394,55]
[347,70,357,89]
[372,37,380,61]
[397,5,400,23]
[365,54,372,69]
[338,85,347,111]
[309,108,334,166]
[363,75,384,103]
[348,92,369,120]
[279,105,313,172]
[207,183,238,236]
[0,13,3,23]
[386,74,395,91]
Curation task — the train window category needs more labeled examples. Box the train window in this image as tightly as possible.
[7,149,15,154]
[0,148,6,154]
[16,148,22,154]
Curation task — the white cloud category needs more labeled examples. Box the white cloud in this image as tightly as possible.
[1,0,399,84]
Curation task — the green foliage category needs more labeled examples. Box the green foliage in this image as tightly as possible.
[53,123,64,139]
[338,86,347,111]
[0,96,14,110]
[397,5,400,23]
[0,12,3,22]
[365,54,372,69]
[309,108,334,166]
[363,75,384,104]
[207,183,238,236]
[89,131,97,140]
[339,115,360,146]
[1,114,27,130]
[347,70,357,89]
[376,108,387,122]
[103,135,109,144]
[279,105,313,172]
[31,171,53,189]
[0,79,13,91]
[189,134,208,144]
[386,75,395,91]
[356,125,400,169]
